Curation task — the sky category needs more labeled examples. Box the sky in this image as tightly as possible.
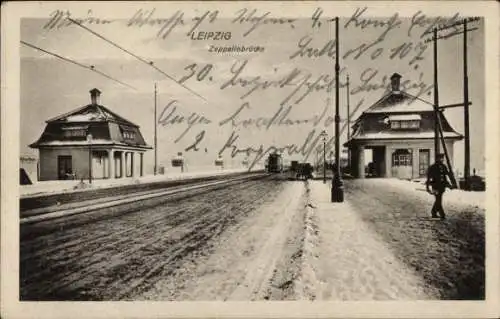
[20,5,485,175]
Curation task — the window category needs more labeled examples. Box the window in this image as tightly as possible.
[123,130,135,140]
[62,126,87,138]
[392,149,412,166]
[391,120,420,130]
[388,114,421,130]
[391,121,401,129]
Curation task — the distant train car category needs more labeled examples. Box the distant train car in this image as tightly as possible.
[296,163,314,180]
[287,161,313,180]
[287,161,299,180]
[266,153,283,173]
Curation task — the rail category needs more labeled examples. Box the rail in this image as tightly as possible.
[21,173,269,225]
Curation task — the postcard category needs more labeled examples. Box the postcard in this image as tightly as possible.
[1,1,499,318]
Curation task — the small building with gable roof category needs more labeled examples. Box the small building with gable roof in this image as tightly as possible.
[30,88,152,181]
[344,73,463,180]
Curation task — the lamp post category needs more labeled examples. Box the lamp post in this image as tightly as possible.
[320,130,327,183]
[86,133,93,184]
[332,17,344,202]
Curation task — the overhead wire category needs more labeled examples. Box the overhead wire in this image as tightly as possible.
[20,40,137,91]
[66,17,208,102]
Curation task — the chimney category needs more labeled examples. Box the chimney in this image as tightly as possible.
[90,88,101,105]
[390,73,402,93]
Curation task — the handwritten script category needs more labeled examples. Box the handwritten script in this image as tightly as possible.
[36,6,481,171]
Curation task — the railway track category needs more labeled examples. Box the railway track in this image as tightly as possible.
[19,171,262,212]
[21,172,269,226]
[20,173,283,300]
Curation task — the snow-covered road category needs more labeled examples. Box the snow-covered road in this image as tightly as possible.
[20,177,485,301]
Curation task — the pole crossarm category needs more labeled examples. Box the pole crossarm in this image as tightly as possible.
[423,17,480,35]
[438,102,472,110]
[424,27,479,43]
[423,17,480,44]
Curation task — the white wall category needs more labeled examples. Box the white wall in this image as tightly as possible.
[39,147,89,181]
[361,139,459,179]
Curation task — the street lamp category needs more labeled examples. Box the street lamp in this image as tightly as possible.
[172,152,185,173]
[86,133,93,184]
[332,17,344,202]
[320,130,327,183]
[215,155,224,170]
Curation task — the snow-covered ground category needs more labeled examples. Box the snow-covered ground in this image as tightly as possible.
[371,178,485,210]
[20,166,262,198]
[20,176,484,301]
[302,180,439,300]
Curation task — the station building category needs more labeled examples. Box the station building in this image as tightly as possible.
[30,88,152,181]
[344,73,463,180]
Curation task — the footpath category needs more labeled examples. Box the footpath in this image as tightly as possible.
[299,180,439,300]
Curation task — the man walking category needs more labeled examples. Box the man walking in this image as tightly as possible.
[426,153,451,220]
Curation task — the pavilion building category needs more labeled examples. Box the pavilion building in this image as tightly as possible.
[344,73,463,180]
[30,88,152,181]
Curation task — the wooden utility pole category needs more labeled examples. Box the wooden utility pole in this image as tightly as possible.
[154,83,158,175]
[463,20,471,190]
[331,17,344,203]
[433,28,440,159]
[430,18,478,189]
[323,136,327,184]
[346,74,351,170]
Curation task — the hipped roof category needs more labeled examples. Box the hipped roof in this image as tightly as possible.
[47,103,139,127]
[362,90,434,114]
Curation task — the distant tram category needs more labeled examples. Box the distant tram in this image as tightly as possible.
[266,153,283,173]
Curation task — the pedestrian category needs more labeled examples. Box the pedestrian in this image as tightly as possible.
[426,153,451,220]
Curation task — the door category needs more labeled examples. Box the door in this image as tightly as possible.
[419,149,430,177]
[57,155,72,180]
[391,149,412,179]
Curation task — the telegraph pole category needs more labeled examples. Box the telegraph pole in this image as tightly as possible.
[463,20,471,190]
[323,137,326,184]
[154,83,158,175]
[433,28,440,159]
[332,17,344,203]
[346,74,351,170]
[429,18,478,189]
